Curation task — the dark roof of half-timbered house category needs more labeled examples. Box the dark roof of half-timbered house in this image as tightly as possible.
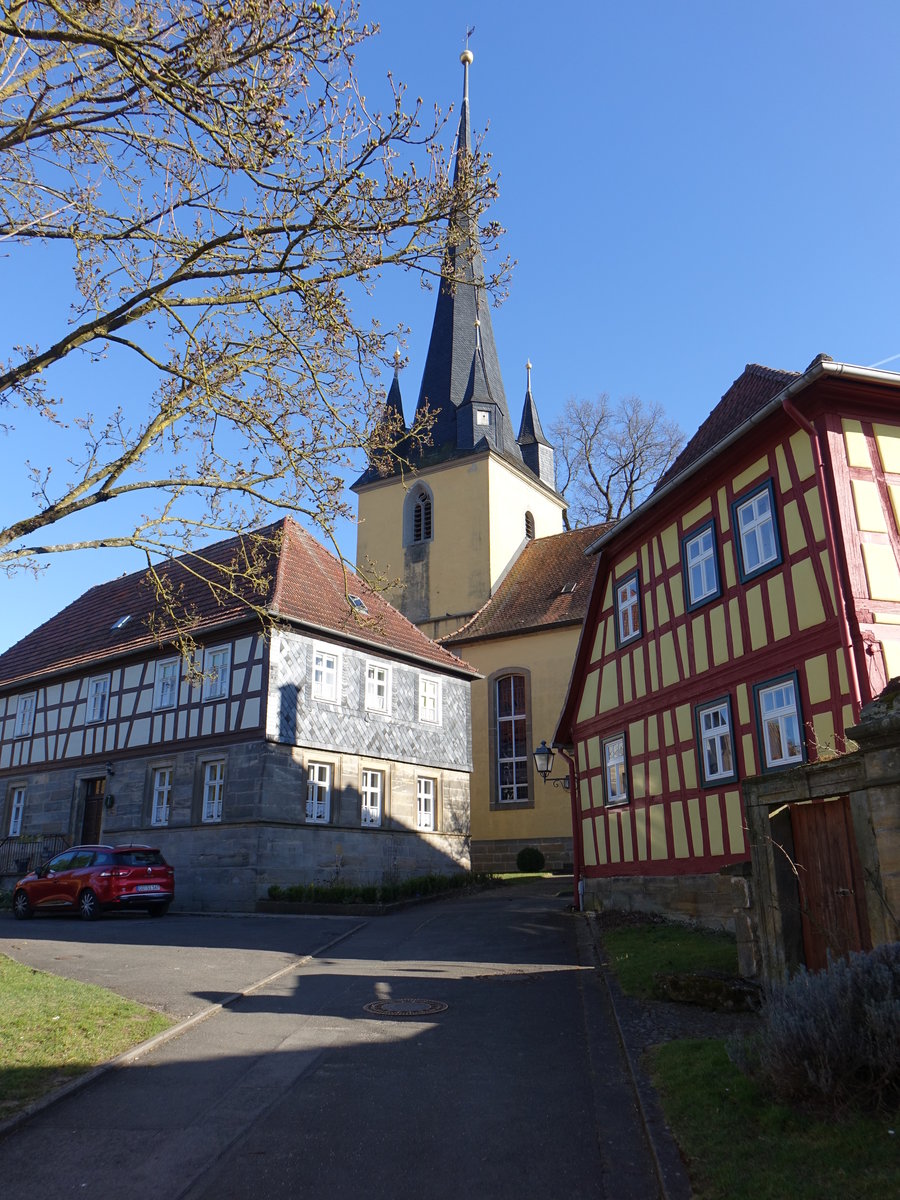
[441,523,611,646]
[0,518,476,688]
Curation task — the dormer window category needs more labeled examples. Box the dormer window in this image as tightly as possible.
[349,594,368,614]
[413,488,433,543]
[110,615,132,631]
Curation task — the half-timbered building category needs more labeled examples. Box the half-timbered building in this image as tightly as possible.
[0,518,476,909]
[555,354,900,930]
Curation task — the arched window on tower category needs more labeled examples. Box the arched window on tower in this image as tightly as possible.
[413,488,433,543]
[524,511,535,540]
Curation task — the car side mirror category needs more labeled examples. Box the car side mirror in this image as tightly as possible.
[37,863,50,878]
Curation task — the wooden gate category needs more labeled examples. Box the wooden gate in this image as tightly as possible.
[790,795,871,971]
[80,777,106,844]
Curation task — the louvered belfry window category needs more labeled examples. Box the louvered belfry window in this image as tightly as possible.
[413,489,433,542]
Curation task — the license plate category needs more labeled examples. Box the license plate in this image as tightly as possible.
[135,884,161,893]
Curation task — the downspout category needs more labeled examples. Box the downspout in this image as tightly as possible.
[558,747,583,911]
[781,397,864,717]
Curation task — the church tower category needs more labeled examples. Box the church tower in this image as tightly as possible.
[353,52,565,641]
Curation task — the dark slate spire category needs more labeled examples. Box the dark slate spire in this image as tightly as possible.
[412,51,523,465]
[365,349,407,473]
[517,360,556,487]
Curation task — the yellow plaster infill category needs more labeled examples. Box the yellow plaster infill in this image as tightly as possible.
[691,614,709,673]
[733,456,769,494]
[647,714,659,752]
[670,574,685,620]
[648,757,663,796]
[661,524,680,570]
[649,804,668,859]
[790,428,815,481]
[767,574,791,641]
[662,709,675,743]
[819,549,837,613]
[687,797,704,856]
[889,485,900,534]
[577,741,587,773]
[599,660,619,714]
[725,791,746,854]
[706,795,725,856]
[842,706,857,749]
[652,536,663,577]
[741,733,756,777]
[601,578,614,613]
[621,661,633,705]
[582,818,597,867]
[710,605,728,666]
[629,720,646,756]
[674,704,692,742]
[580,780,591,812]
[682,497,713,529]
[648,648,659,694]
[783,499,806,556]
[874,423,900,473]
[671,801,690,858]
[746,584,767,651]
[842,419,869,469]
[595,815,608,864]
[722,541,736,590]
[607,814,621,864]
[852,478,889,533]
[641,543,651,582]
[729,596,744,657]
[875,612,900,625]
[633,644,647,699]
[588,736,602,769]
[591,618,605,664]
[615,552,638,578]
[682,751,698,791]
[884,639,900,679]
[644,595,655,635]
[791,558,826,631]
[718,487,731,532]
[631,763,646,800]
[577,668,600,724]
[656,582,670,627]
[666,754,680,791]
[636,809,648,860]
[604,615,616,658]
[803,486,826,544]
[660,631,679,687]
[812,710,837,758]
[619,811,635,862]
[805,653,831,705]
[736,682,750,724]
[676,624,689,677]
[775,443,791,494]
[862,542,900,602]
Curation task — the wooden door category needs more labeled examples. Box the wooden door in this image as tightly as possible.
[790,796,870,971]
[80,778,105,844]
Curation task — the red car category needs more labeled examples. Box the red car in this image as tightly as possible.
[13,844,175,920]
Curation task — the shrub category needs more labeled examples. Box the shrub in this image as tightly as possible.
[730,942,900,1114]
[516,846,546,873]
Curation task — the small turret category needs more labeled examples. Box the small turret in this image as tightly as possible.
[517,361,555,487]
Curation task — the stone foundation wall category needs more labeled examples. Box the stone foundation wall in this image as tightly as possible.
[471,836,573,875]
[581,868,751,938]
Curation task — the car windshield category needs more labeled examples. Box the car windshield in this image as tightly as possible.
[114,850,165,866]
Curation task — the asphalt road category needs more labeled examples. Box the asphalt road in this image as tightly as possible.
[0,882,672,1199]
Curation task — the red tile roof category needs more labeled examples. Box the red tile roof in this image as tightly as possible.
[0,518,475,688]
[655,363,800,491]
[441,523,612,645]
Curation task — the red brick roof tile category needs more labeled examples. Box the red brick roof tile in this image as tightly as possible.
[0,518,474,688]
[441,523,612,645]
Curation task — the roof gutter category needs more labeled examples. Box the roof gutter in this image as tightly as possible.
[583,358,900,556]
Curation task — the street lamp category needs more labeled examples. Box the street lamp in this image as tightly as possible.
[533,740,569,789]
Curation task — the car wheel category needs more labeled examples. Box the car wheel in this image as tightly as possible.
[147,902,170,918]
[78,889,100,921]
[13,890,33,920]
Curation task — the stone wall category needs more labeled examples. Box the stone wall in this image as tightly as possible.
[580,867,751,938]
[471,836,573,875]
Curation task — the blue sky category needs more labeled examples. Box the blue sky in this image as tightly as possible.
[4,1,900,652]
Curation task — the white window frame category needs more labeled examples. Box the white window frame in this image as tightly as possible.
[615,573,641,645]
[736,483,779,579]
[685,524,719,607]
[418,675,441,724]
[202,760,225,823]
[8,786,25,836]
[13,692,36,738]
[306,762,332,823]
[757,677,804,769]
[496,673,529,804]
[153,657,180,710]
[361,769,383,827]
[416,777,435,831]
[365,661,391,714]
[697,700,735,785]
[603,735,628,805]
[202,645,231,702]
[86,675,110,724]
[151,766,172,826]
[312,643,341,704]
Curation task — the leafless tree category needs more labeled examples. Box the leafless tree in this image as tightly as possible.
[0,1,504,629]
[551,394,685,529]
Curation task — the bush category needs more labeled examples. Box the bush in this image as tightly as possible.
[516,846,546,873]
[266,871,490,907]
[730,942,900,1114]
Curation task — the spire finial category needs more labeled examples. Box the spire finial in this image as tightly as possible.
[461,28,474,100]
[393,346,402,376]
[526,360,533,393]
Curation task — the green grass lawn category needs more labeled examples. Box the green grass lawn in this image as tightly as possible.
[0,954,173,1117]
[599,918,899,1199]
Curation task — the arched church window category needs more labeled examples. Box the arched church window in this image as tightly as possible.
[496,673,529,803]
[413,489,433,543]
[525,511,535,540]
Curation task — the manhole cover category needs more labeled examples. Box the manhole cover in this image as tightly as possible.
[363,998,448,1017]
